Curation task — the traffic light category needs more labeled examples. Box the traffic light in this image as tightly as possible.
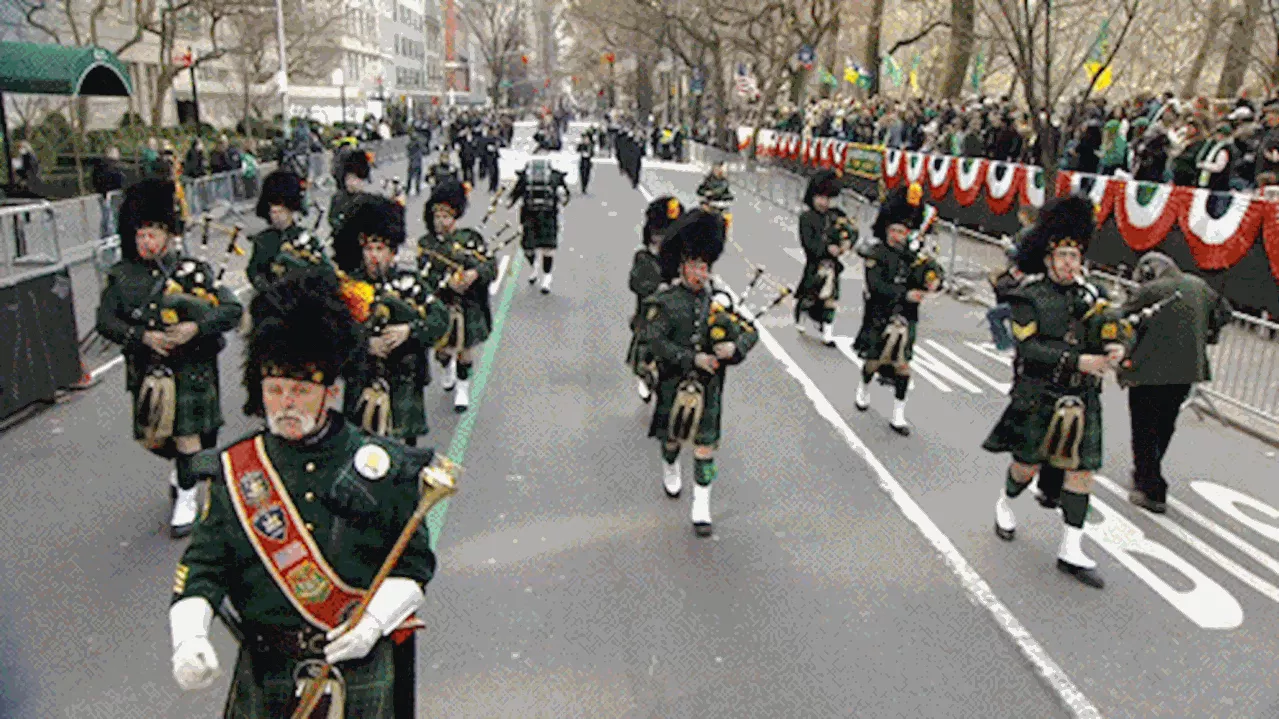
[521,54,529,65]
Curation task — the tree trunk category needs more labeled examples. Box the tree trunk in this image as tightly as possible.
[940,0,975,98]
[1181,0,1226,97]
[818,23,839,99]
[788,67,809,105]
[1214,0,1262,98]
[634,52,653,118]
[862,0,885,96]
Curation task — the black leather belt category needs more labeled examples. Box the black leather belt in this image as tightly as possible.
[243,624,328,661]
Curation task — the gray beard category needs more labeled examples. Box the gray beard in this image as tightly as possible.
[266,409,320,438]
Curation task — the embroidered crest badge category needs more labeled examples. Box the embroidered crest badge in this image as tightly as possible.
[252,505,289,542]
[286,560,333,605]
[1011,321,1037,342]
[239,471,271,508]
[1100,322,1118,341]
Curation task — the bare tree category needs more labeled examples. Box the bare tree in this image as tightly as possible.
[941,0,976,98]
[982,0,1144,179]
[459,0,526,107]
[1215,0,1264,97]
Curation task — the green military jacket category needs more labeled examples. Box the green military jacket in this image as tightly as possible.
[628,249,663,328]
[418,227,497,349]
[1118,273,1232,386]
[246,224,306,292]
[173,413,436,629]
[796,207,854,304]
[96,254,243,392]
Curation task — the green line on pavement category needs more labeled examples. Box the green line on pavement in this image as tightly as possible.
[425,252,525,552]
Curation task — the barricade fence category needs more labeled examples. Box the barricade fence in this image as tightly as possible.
[0,136,403,367]
[688,141,1279,429]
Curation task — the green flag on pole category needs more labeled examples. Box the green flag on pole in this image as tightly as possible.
[882,54,904,87]
[969,51,986,92]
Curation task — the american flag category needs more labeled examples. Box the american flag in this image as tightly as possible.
[735,63,759,98]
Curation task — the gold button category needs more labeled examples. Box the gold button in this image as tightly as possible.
[304,492,315,502]
[305,462,316,472]
[151,269,159,277]
[149,303,157,309]
[305,522,315,532]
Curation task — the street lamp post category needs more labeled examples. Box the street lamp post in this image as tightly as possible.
[274,0,290,137]
[331,68,346,126]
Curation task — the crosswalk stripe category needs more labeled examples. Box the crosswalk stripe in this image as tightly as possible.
[834,336,947,393]
[912,346,983,394]
[965,340,1014,367]
[925,340,1011,394]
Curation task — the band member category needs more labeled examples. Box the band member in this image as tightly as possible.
[794,170,855,346]
[642,209,758,536]
[421,179,497,412]
[984,195,1126,589]
[576,131,595,194]
[246,169,308,293]
[695,161,734,211]
[428,151,460,192]
[328,148,378,258]
[627,195,684,402]
[852,184,942,436]
[168,267,437,717]
[341,198,450,446]
[95,179,244,538]
[509,157,571,294]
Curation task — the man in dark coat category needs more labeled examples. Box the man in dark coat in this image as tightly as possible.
[1119,252,1232,513]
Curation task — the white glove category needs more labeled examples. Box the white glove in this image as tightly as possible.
[324,577,424,664]
[170,597,221,691]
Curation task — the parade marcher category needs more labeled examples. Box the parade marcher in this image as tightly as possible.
[627,195,684,402]
[852,184,943,436]
[480,125,501,194]
[1119,252,1232,514]
[341,198,451,447]
[420,179,497,412]
[695,161,734,211]
[576,131,595,194]
[406,131,425,197]
[428,150,460,192]
[641,209,759,536]
[168,266,437,717]
[246,170,308,294]
[509,157,571,294]
[95,178,244,537]
[984,195,1128,589]
[327,148,376,246]
[794,170,855,346]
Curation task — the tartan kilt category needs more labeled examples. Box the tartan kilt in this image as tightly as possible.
[130,356,224,440]
[342,369,429,439]
[222,641,396,719]
[982,383,1104,471]
[854,313,917,364]
[520,212,559,250]
[647,374,723,446]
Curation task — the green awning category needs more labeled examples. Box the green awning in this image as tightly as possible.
[0,42,132,97]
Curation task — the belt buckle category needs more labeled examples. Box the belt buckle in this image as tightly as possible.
[298,629,327,656]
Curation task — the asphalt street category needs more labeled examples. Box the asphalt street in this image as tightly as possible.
[0,122,1273,719]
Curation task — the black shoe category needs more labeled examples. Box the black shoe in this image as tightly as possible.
[890,422,911,437]
[994,522,1015,541]
[1057,559,1105,589]
[540,286,550,295]
[1034,489,1061,510]
[694,521,712,537]
[1128,489,1167,514]
[170,521,194,539]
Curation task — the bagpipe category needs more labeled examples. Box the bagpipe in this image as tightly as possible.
[814,209,858,303]
[1075,282,1184,360]
[354,270,443,437]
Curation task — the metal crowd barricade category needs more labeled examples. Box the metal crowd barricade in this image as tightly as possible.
[688,140,1280,431]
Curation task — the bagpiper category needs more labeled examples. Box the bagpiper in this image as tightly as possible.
[695,161,734,212]
[428,151,460,192]
[984,195,1128,589]
[341,197,451,447]
[576,131,595,194]
[793,170,855,346]
[852,183,944,436]
[627,195,684,403]
[641,209,759,536]
[508,157,571,294]
[246,169,309,294]
[168,267,439,717]
[328,148,377,253]
[95,178,244,538]
[420,179,498,412]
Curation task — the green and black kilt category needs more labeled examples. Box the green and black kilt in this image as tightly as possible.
[440,301,491,350]
[794,261,842,323]
[127,355,225,441]
[647,374,723,446]
[221,641,396,719]
[853,310,917,376]
[625,313,653,378]
[342,356,429,439]
[982,382,1104,471]
[519,212,559,250]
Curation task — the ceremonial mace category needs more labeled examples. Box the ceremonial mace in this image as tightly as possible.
[290,456,461,719]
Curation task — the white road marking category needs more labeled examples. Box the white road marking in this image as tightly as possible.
[723,288,1102,719]
[965,340,1014,367]
[491,254,511,296]
[1188,481,1280,543]
[925,339,1011,394]
[831,335,924,394]
[784,247,805,263]
[1093,476,1278,604]
[911,346,982,394]
[1125,478,1279,574]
